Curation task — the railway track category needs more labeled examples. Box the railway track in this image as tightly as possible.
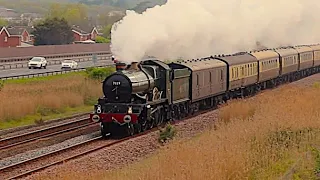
[0,131,154,179]
[0,136,105,179]
[0,106,217,180]
[0,117,94,151]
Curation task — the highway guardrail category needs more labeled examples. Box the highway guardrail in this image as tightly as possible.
[0,64,115,80]
[0,54,112,70]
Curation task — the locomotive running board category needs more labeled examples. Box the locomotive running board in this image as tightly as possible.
[147,98,167,105]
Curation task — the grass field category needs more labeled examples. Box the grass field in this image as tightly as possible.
[0,68,114,130]
[40,82,320,180]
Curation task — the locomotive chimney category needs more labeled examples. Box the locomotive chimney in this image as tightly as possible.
[115,62,127,71]
[128,62,139,70]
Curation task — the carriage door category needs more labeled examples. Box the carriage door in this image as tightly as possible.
[209,71,213,94]
[241,65,245,86]
[219,69,224,90]
[196,73,200,98]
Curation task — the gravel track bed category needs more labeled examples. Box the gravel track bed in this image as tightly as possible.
[0,131,106,179]
[0,124,99,159]
[22,73,320,180]
[24,110,219,180]
[289,73,320,87]
[0,113,90,138]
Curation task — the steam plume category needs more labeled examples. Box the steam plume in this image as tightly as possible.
[111,0,320,63]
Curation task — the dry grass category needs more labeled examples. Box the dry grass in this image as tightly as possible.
[0,73,101,122]
[37,83,320,180]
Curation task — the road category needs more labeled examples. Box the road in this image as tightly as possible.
[0,60,114,78]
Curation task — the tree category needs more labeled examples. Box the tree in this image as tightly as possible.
[98,13,124,26]
[33,17,74,46]
[102,24,112,39]
[0,18,8,27]
[47,3,89,26]
[95,36,110,43]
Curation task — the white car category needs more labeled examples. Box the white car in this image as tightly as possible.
[61,60,78,69]
[28,57,47,69]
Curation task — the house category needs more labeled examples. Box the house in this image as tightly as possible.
[6,26,32,42]
[0,26,21,47]
[71,25,99,42]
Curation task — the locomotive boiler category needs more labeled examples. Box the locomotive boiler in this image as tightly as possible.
[90,60,172,137]
[102,62,155,103]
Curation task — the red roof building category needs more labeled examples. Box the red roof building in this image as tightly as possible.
[71,25,99,42]
[6,26,32,42]
[0,26,21,48]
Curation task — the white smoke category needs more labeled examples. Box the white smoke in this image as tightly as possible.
[110,0,320,63]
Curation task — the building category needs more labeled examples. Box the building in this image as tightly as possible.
[0,26,21,47]
[0,26,34,48]
[6,26,32,42]
[71,25,99,42]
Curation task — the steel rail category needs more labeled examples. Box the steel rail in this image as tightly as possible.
[0,136,104,179]
[0,117,92,149]
[0,122,97,151]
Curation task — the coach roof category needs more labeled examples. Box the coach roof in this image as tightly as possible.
[273,47,298,57]
[293,46,314,53]
[176,56,226,71]
[249,49,279,60]
[215,52,257,65]
[308,44,320,51]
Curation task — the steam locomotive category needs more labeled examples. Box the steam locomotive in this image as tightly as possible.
[90,59,175,137]
[90,44,320,138]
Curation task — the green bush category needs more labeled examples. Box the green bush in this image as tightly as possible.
[95,36,110,43]
[313,82,320,88]
[158,123,177,143]
[85,66,116,80]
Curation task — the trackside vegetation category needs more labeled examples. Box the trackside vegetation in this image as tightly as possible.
[158,123,177,143]
[35,81,320,180]
[0,67,115,129]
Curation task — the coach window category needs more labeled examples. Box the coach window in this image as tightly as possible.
[231,69,234,79]
[245,65,247,76]
[196,74,199,86]
[272,60,275,68]
[209,72,212,83]
[220,70,223,80]
[237,67,239,78]
[255,63,257,74]
[269,60,271,68]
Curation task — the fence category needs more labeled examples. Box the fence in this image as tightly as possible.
[0,54,112,70]
[0,64,115,81]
